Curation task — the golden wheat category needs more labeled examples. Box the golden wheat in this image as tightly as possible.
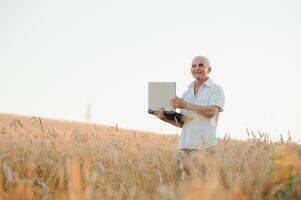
[0,114,300,200]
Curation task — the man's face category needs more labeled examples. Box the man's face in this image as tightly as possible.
[190,57,211,80]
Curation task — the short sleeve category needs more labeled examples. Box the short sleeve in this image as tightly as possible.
[208,86,225,112]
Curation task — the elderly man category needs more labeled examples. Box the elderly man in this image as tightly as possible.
[154,55,225,153]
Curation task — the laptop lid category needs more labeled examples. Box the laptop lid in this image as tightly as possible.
[148,82,176,112]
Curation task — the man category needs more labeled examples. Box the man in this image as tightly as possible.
[154,55,225,153]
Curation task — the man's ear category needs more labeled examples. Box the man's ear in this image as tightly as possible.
[208,66,212,73]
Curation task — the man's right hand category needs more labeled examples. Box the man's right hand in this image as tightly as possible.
[154,107,165,120]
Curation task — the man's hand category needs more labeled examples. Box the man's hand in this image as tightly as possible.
[154,107,185,128]
[154,107,165,120]
[170,97,187,109]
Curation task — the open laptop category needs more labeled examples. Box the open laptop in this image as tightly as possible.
[148,82,183,122]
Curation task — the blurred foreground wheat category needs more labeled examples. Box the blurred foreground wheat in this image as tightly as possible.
[0,114,300,200]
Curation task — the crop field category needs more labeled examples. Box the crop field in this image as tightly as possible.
[0,114,300,200]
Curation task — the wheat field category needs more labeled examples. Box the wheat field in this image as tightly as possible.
[0,113,300,200]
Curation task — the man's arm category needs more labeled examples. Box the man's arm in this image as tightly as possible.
[185,103,220,118]
[154,108,184,128]
[161,116,184,128]
[170,97,220,118]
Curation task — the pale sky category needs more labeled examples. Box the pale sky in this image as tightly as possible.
[1,0,300,142]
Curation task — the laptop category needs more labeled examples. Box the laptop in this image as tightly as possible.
[148,82,183,122]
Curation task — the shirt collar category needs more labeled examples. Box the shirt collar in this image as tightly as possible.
[188,78,213,89]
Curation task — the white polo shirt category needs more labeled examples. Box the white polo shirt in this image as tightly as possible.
[179,78,225,150]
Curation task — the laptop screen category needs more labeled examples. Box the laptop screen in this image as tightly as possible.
[148,82,176,112]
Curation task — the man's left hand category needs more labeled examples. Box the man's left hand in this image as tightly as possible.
[170,97,187,109]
